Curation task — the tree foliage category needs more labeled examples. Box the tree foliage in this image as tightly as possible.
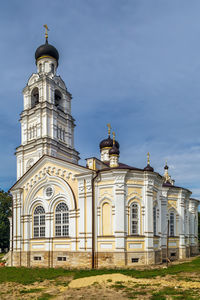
[0,190,12,252]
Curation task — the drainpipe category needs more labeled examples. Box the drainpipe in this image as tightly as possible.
[92,171,99,269]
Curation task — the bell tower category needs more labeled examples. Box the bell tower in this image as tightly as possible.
[16,27,80,179]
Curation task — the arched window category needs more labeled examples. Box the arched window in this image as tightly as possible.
[39,63,42,73]
[130,203,139,235]
[55,202,69,237]
[33,206,45,238]
[31,87,39,108]
[169,211,175,237]
[51,63,54,73]
[153,206,157,235]
[55,90,62,107]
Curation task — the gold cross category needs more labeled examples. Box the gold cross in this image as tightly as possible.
[147,152,150,165]
[112,131,115,145]
[107,123,111,135]
[43,24,49,41]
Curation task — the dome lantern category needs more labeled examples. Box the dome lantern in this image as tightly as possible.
[35,25,59,74]
[109,132,120,168]
[143,152,154,172]
[100,124,120,163]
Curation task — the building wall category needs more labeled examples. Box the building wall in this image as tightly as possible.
[9,158,199,268]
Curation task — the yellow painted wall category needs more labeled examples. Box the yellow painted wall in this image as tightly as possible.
[102,203,112,235]
[127,187,142,197]
[22,161,80,207]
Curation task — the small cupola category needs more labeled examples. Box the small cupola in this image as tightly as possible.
[100,124,120,162]
[163,160,174,185]
[35,25,59,75]
[143,152,154,172]
[109,132,120,168]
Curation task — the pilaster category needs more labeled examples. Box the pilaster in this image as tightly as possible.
[178,190,187,259]
[113,170,127,251]
[143,173,154,264]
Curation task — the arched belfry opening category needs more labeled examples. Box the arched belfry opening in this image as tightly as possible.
[31,87,39,108]
[51,63,55,74]
[55,89,62,107]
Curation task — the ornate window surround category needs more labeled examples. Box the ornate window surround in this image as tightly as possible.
[130,202,140,235]
[55,202,69,237]
[33,205,45,238]
[169,209,176,237]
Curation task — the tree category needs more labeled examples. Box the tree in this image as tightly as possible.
[0,190,12,252]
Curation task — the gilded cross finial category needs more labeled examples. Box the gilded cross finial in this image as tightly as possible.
[112,131,115,145]
[147,152,150,165]
[43,24,49,42]
[107,123,111,136]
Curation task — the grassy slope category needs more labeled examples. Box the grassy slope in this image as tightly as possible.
[0,256,199,285]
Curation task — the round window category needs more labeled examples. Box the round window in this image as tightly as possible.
[45,186,53,198]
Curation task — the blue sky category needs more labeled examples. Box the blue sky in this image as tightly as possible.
[0,0,200,199]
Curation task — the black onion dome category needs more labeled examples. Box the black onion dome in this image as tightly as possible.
[100,136,113,149]
[115,140,120,149]
[144,164,154,172]
[100,136,120,149]
[109,145,120,156]
[35,41,59,63]
[164,164,169,170]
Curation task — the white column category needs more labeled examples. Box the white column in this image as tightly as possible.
[12,193,17,251]
[16,191,22,251]
[189,200,196,248]
[24,215,31,252]
[178,190,187,258]
[45,212,51,251]
[113,171,127,251]
[85,176,93,250]
[161,190,168,251]
[77,178,86,250]
[143,173,154,264]
[70,209,76,251]
[9,217,12,251]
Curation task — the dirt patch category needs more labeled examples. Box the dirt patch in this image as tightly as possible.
[68,272,200,289]
[0,271,200,299]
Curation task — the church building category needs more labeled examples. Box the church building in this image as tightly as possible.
[8,30,199,268]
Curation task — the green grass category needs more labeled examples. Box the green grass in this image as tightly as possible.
[20,288,43,294]
[151,287,200,300]
[0,267,74,284]
[111,281,126,289]
[38,293,53,300]
[0,256,199,285]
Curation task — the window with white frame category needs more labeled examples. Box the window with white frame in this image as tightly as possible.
[33,206,45,238]
[153,206,157,235]
[130,203,139,235]
[55,202,69,237]
[169,211,175,237]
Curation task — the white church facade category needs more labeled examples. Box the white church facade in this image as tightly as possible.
[8,31,199,268]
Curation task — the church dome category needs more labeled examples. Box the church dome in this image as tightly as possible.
[143,153,154,172]
[164,163,169,170]
[100,136,113,149]
[100,137,119,149]
[143,164,154,172]
[35,41,59,64]
[109,145,120,156]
